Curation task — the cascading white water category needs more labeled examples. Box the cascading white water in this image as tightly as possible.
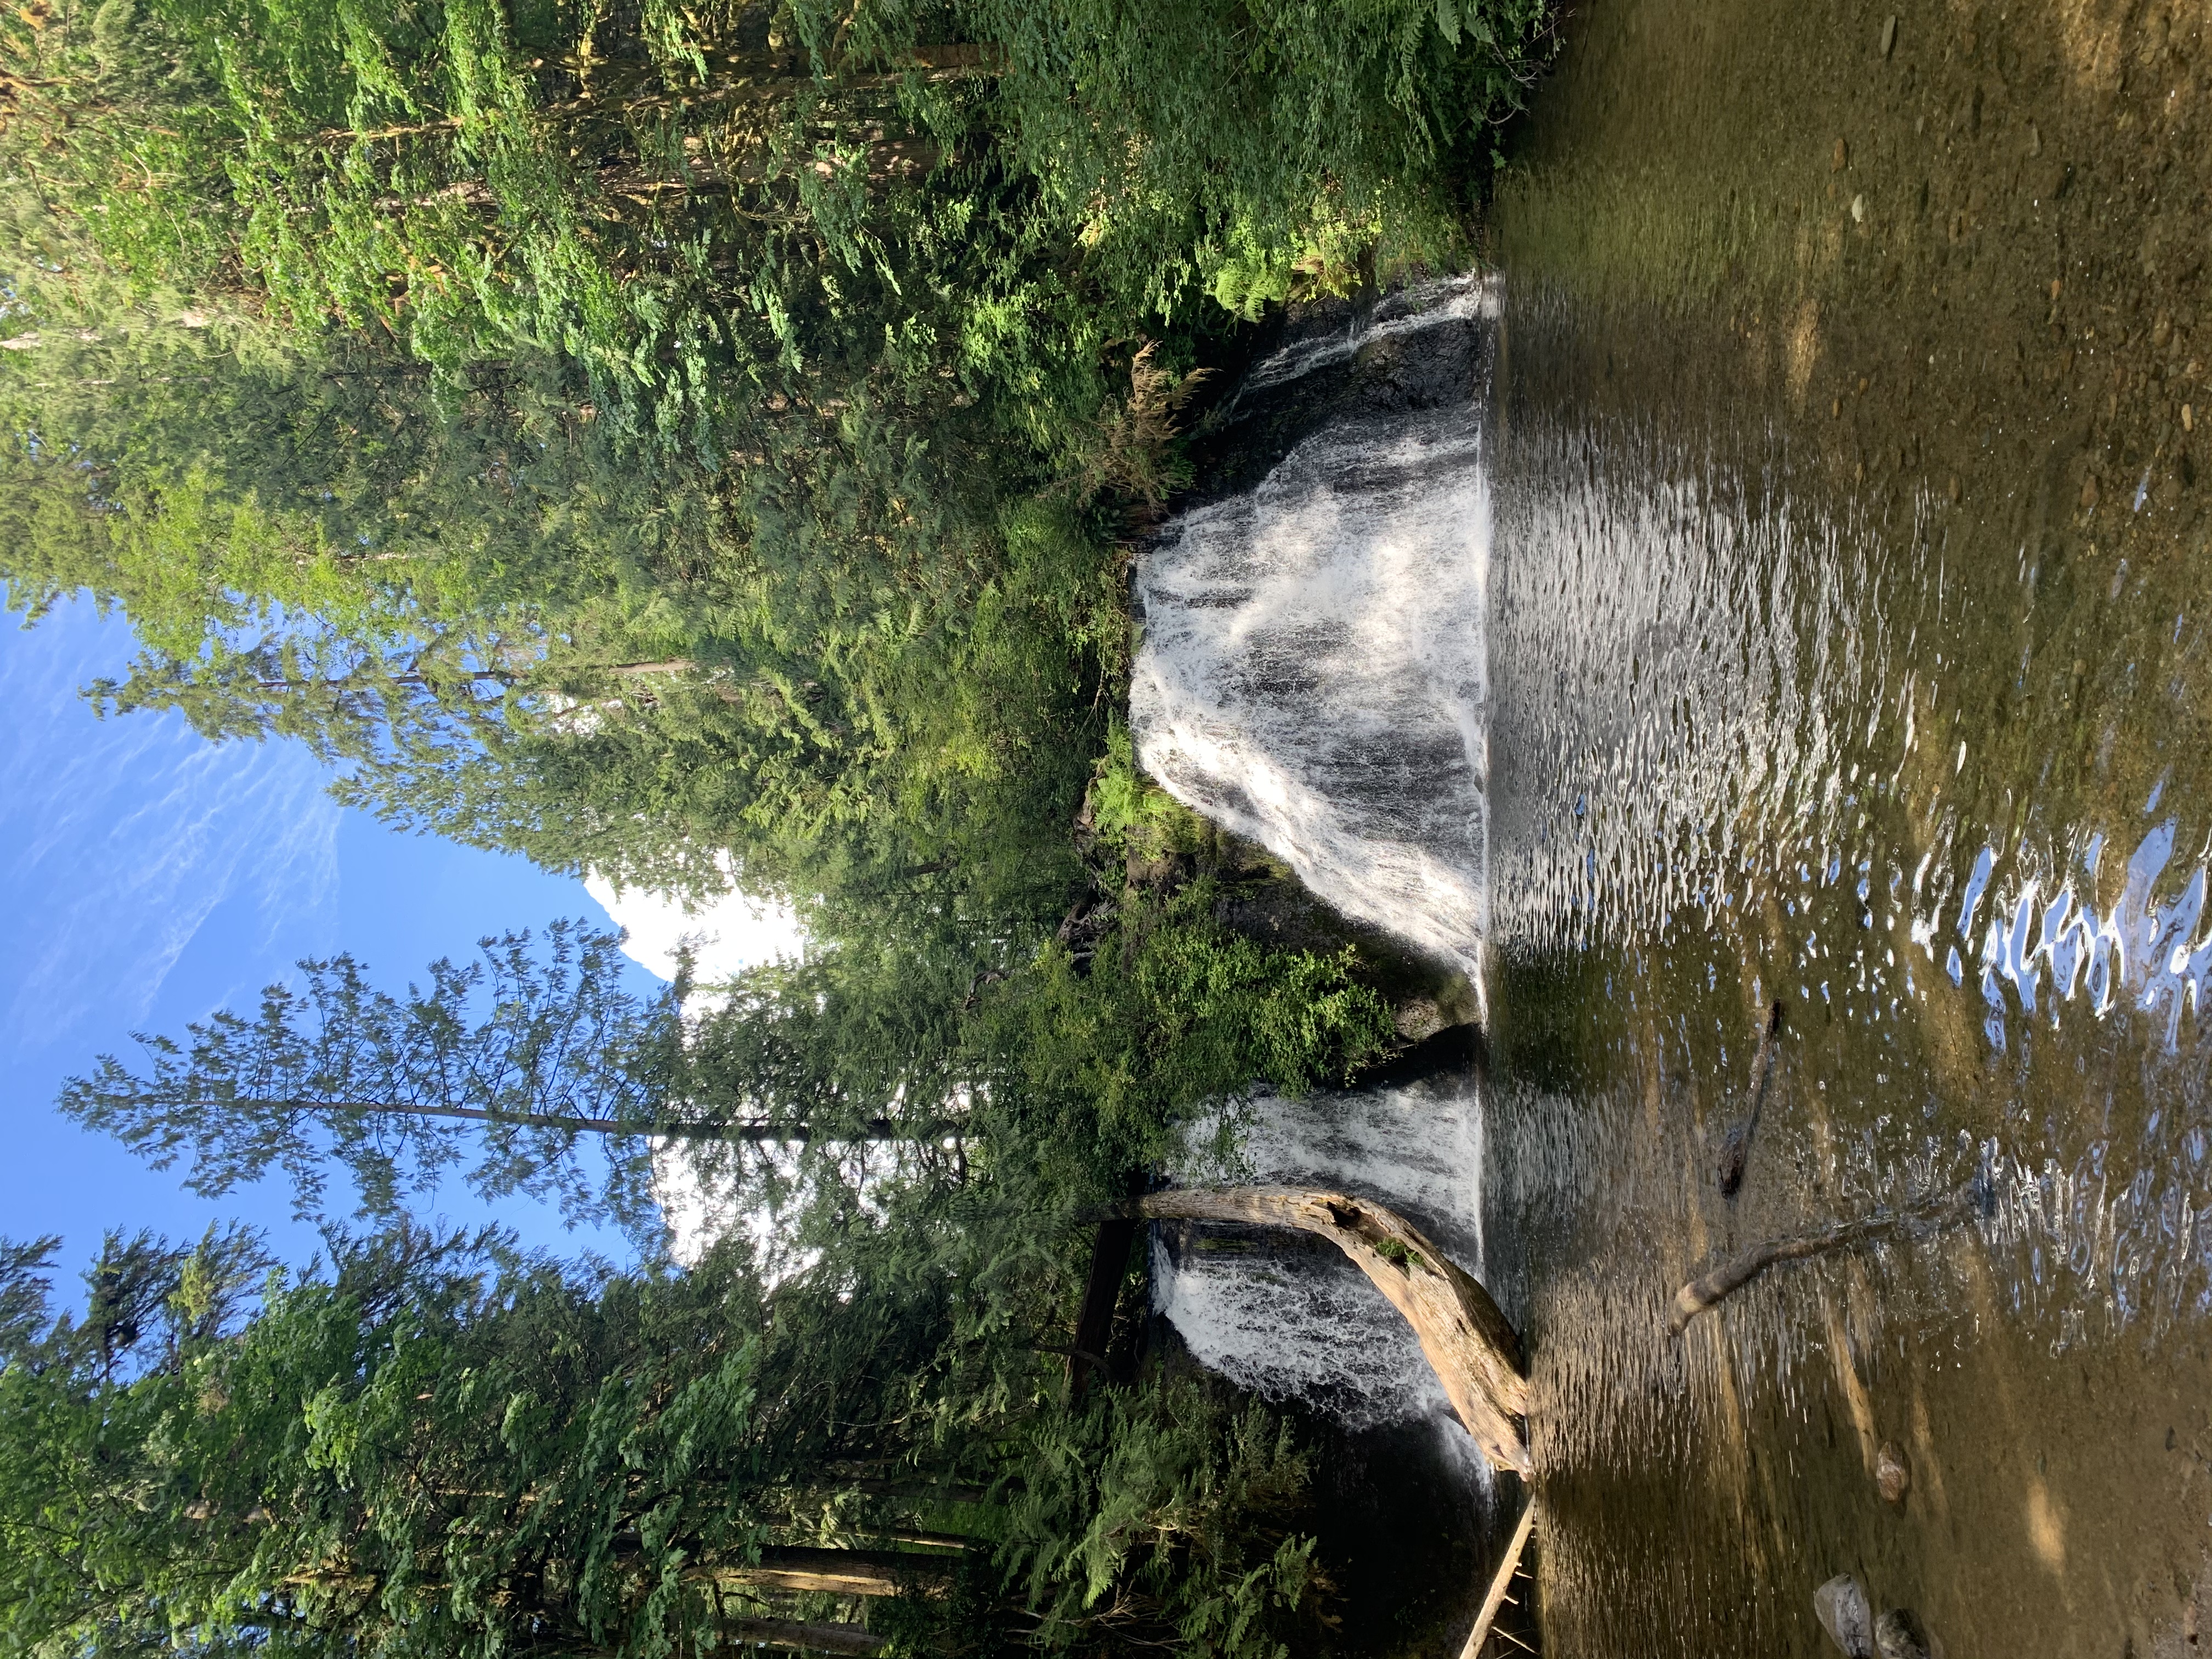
[1130,276,1494,984]
[1229,272,1499,397]
[1133,279,1498,1452]
[1154,1080,1488,1447]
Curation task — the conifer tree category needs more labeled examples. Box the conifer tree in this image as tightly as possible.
[0,1226,1329,1659]
[60,899,1392,1254]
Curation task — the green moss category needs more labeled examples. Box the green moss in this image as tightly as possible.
[1371,1236,1429,1273]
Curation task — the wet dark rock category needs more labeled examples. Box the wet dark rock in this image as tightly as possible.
[1393,996,1447,1041]
[1177,282,1491,510]
[1816,1575,1876,1658]
[1875,1608,1931,1659]
[1876,1441,1911,1503]
[1358,1022,1484,1091]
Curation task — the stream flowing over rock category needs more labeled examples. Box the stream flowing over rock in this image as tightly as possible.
[1131,276,1496,986]
[1153,1076,1489,1459]
[1133,280,1500,1462]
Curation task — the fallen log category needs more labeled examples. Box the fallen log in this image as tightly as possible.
[729,1618,884,1655]
[712,1545,954,1598]
[1457,1496,1537,1659]
[1136,1186,1530,1476]
[1667,1177,1989,1336]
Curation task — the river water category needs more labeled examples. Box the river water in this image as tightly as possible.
[1139,2,2212,1654]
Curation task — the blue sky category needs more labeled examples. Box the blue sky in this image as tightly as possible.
[0,598,651,1280]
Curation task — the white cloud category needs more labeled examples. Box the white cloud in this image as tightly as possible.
[584,862,805,986]
[0,605,341,1046]
[583,859,808,1266]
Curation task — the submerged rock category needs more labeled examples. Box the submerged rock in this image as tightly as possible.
[1875,1608,1930,1659]
[1815,1575,1876,1657]
[1876,1441,1911,1503]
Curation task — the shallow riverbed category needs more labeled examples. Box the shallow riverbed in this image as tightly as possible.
[1483,1,2212,1654]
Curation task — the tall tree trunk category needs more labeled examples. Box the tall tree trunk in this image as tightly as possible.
[310,46,1005,151]
[1136,1186,1532,1476]
[185,1097,951,1144]
[1066,1211,1137,1401]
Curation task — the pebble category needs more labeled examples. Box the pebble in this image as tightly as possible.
[1875,1608,1931,1659]
[1875,1441,1910,1503]
[1851,194,1868,224]
[1881,14,1898,57]
[1815,1575,1876,1658]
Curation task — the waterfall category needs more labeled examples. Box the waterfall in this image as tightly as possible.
[1130,276,1494,984]
[1135,278,1498,1460]
[1154,1079,1488,1448]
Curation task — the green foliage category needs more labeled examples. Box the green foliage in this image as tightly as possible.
[990,1380,1322,1659]
[0,1228,1333,1659]
[0,1229,797,1659]
[0,1237,60,1367]
[0,1221,276,1390]
[59,922,682,1240]
[983,883,1397,1187]
[1084,717,1204,863]
[956,0,1556,317]
[0,314,1116,906]
[1371,1237,1425,1272]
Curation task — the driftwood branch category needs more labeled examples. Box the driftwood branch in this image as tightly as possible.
[1715,1000,1785,1198]
[1136,1186,1530,1475]
[1457,1496,1537,1659]
[1668,1178,1990,1336]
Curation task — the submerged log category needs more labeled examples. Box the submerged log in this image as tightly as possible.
[1668,1177,1990,1336]
[1457,1496,1537,1659]
[1136,1186,1531,1475]
[1715,1000,1786,1199]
